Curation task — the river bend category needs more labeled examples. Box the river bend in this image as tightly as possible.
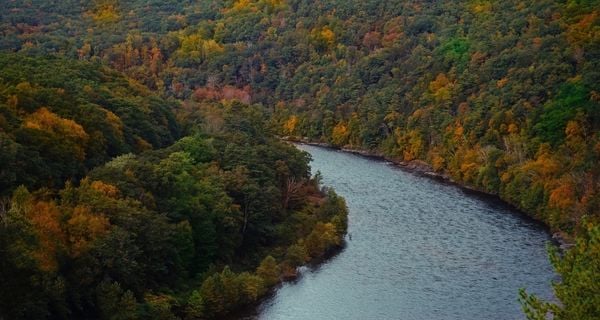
[257,144,555,320]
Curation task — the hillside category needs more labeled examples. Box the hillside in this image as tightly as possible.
[2,0,597,232]
[0,0,598,319]
[1,99,348,319]
[0,53,179,193]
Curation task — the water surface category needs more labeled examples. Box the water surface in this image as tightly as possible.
[257,144,555,320]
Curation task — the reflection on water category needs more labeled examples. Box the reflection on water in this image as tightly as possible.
[256,144,555,320]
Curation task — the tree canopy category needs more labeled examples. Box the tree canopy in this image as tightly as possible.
[0,0,599,318]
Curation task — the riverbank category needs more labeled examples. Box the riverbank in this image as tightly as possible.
[281,136,573,250]
[256,142,557,319]
[227,242,347,320]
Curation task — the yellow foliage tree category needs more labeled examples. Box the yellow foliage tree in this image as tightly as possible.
[90,180,120,198]
[283,115,299,135]
[429,73,454,102]
[228,0,284,14]
[459,147,481,183]
[453,124,465,142]
[103,108,124,139]
[24,108,87,138]
[320,26,336,45]
[24,107,89,160]
[256,255,280,287]
[176,34,224,62]
[432,154,445,171]
[26,201,66,272]
[331,121,349,146]
[305,222,339,258]
[232,0,253,11]
[470,1,492,14]
[403,130,424,161]
[311,26,336,51]
[92,3,120,24]
[521,144,560,179]
[66,205,110,257]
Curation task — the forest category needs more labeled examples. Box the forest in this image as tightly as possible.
[0,0,598,319]
[0,54,348,318]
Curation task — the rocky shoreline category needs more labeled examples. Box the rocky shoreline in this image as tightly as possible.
[282,136,574,250]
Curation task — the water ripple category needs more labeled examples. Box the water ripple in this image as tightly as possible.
[257,145,555,320]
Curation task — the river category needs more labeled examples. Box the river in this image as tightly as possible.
[256,144,556,320]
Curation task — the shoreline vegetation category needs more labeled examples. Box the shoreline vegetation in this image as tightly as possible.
[283,136,573,248]
[1,126,349,319]
[285,138,599,320]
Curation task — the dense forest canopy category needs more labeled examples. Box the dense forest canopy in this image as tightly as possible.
[0,0,599,319]
[0,53,180,193]
[1,87,348,318]
[2,0,597,231]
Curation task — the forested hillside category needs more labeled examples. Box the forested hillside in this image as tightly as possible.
[0,53,179,193]
[1,91,348,318]
[0,0,599,319]
[2,0,596,232]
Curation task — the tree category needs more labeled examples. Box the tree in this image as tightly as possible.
[66,205,110,257]
[520,224,600,320]
[96,281,138,320]
[285,243,308,267]
[256,255,280,287]
[144,294,178,320]
[238,272,266,303]
[184,290,205,320]
[305,222,341,258]
[331,121,349,146]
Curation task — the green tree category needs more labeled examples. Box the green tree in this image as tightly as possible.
[520,224,600,320]
[185,290,205,320]
[256,255,280,287]
[96,281,138,320]
[184,290,205,320]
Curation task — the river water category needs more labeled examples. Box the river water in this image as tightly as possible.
[256,144,556,320]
